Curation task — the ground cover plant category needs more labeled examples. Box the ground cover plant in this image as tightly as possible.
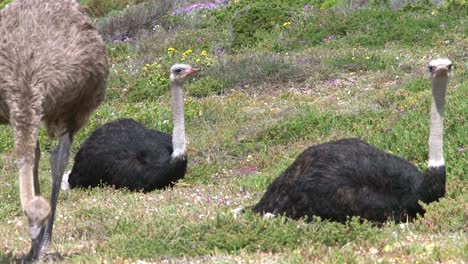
[1,0,467,262]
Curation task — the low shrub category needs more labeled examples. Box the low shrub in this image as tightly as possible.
[126,62,170,102]
[229,2,291,50]
[207,53,304,88]
[96,0,173,43]
[85,0,145,17]
[186,76,225,98]
[0,0,12,10]
[324,51,395,72]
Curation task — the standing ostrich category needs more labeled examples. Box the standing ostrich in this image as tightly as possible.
[0,0,108,261]
[66,64,200,192]
[251,58,452,223]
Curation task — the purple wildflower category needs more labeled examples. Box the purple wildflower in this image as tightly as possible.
[458,147,465,153]
[172,0,226,15]
[322,34,335,42]
[326,79,339,86]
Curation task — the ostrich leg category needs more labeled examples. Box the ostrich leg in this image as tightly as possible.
[25,141,47,262]
[40,132,71,254]
[33,141,41,196]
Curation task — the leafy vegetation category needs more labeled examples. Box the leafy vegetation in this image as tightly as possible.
[0,0,11,10]
[0,0,467,262]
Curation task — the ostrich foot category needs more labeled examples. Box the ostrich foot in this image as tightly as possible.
[24,245,63,263]
[23,197,50,263]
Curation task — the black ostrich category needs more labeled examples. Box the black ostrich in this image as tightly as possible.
[251,58,452,223]
[66,64,200,192]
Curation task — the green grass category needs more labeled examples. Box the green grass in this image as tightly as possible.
[1,1,467,263]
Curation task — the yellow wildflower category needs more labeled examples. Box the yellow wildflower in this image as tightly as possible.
[365,56,370,60]
[383,244,392,252]
[283,21,291,27]
[167,47,177,54]
[195,57,201,63]
[183,49,193,56]
[200,50,208,56]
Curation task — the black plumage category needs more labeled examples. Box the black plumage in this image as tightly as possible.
[68,118,187,191]
[252,138,445,223]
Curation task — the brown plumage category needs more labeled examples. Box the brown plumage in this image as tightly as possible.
[0,0,108,261]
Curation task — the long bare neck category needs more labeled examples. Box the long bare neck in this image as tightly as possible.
[170,80,186,159]
[428,77,448,168]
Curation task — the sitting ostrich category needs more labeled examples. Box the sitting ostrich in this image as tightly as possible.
[0,0,108,261]
[66,64,200,192]
[251,58,452,223]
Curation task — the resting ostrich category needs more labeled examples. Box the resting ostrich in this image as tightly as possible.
[251,58,452,223]
[0,0,108,261]
[66,64,199,192]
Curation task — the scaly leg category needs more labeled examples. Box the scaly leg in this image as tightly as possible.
[39,132,71,256]
[33,141,41,196]
[18,132,50,262]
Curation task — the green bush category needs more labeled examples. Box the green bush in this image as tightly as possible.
[85,0,145,17]
[230,2,291,50]
[400,0,434,12]
[0,0,12,10]
[279,8,457,49]
[186,76,225,98]
[324,52,395,72]
[438,0,467,15]
[207,53,303,88]
[96,0,173,43]
[128,71,169,102]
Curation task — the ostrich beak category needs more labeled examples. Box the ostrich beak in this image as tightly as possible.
[433,66,449,77]
[186,67,201,76]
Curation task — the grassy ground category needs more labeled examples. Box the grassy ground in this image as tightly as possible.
[1,0,467,263]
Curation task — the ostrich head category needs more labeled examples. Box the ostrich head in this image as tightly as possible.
[428,58,452,79]
[169,64,201,85]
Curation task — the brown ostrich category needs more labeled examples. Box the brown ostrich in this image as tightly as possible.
[0,0,108,261]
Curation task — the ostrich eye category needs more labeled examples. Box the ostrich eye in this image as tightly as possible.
[447,64,452,71]
[428,66,434,72]
[174,68,182,74]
